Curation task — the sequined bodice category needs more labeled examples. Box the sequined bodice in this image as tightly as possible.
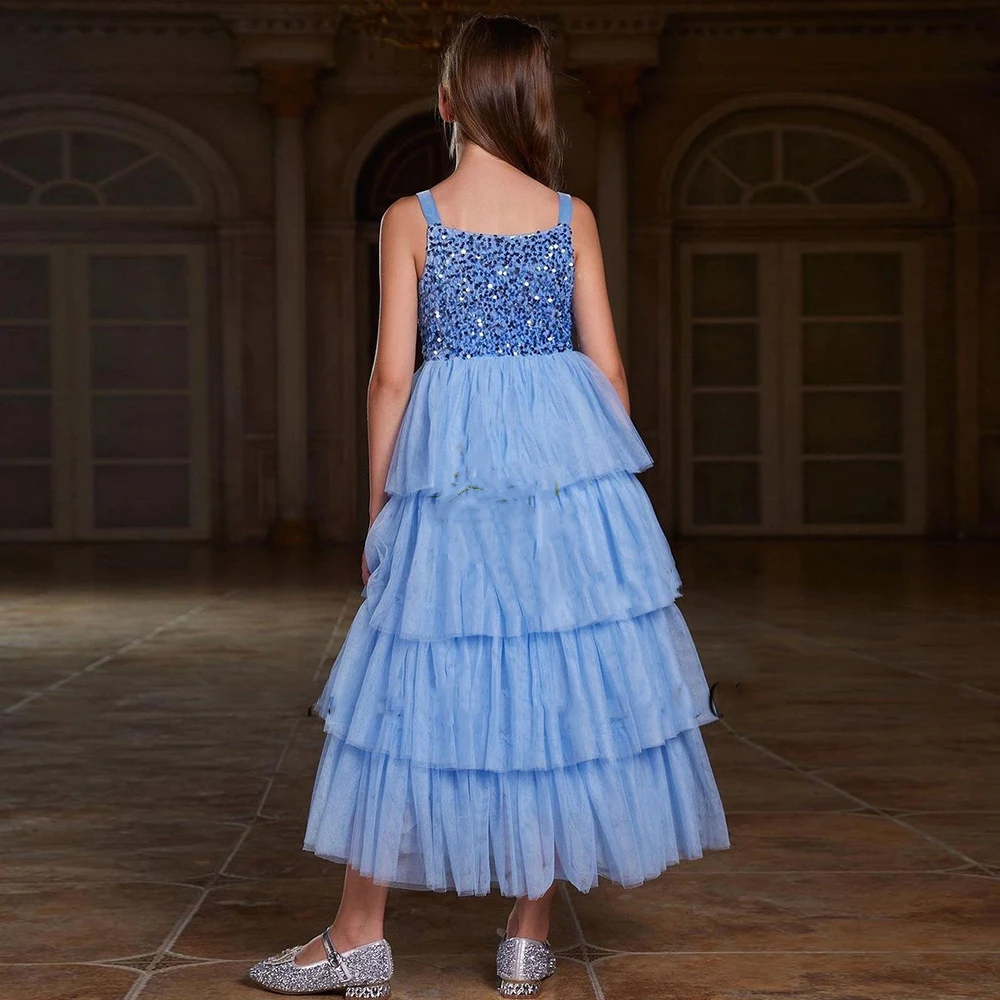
[416,189,575,361]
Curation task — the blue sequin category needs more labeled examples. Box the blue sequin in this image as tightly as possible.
[416,190,575,362]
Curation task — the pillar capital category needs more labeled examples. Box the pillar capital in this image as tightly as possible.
[255,61,323,118]
[562,6,666,67]
[230,16,336,118]
[562,6,665,120]
[579,63,644,120]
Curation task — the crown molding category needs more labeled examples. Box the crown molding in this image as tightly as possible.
[0,0,996,14]
[0,3,994,48]
[0,1,337,12]
[662,13,995,38]
[0,11,227,36]
[226,13,341,37]
[561,6,668,36]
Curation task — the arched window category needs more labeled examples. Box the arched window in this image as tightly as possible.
[0,118,209,541]
[681,125,921,210]
[670,110,940,536]
[0,128,196,209]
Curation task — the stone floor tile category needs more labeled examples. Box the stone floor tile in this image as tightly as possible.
[569,872,1000,953]
[688,811,962,872]
[898,812,1000,867]
[0,964,139,1000]
[592,951,1000,1000]
[0,882,201,963]
[0,813,242,883]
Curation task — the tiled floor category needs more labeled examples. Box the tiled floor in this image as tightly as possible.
[2,540,998,1000]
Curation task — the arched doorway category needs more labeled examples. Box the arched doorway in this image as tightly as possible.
[667,105,956,536]
[352,112,450,535]
[0,99,232,540]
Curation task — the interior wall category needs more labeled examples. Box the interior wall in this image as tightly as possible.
[0,7,995,540]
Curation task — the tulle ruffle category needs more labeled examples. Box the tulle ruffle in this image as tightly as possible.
[363,470,681,641]
[384,349,652,497]
[304,728,730,900]
[305,351,730,895]
[314,600,716,772]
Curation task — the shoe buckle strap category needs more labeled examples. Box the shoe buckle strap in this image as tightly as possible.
[321,928,347,972]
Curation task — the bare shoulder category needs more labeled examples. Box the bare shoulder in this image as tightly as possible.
[567,195,599,251]
[380,194,425,235]
[568,195,596,226]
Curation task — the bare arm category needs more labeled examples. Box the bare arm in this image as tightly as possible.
[569,197,632,416]
[367,196,421,524]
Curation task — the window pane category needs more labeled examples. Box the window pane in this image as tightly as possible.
[91,325,189,390]
[102,158,195,207]
[93,464,189,529]
[693,393,758,456]
[693,462,760,525]
[0,465,51,529]
[92,395,190,460]
[750,184,811,205]
[89,255,188,321]
[713,130,773,185]
[70,131,147,183]
[0,172,33,205]
[783,130,863,186]
[0,326,51,389]
[803,460,903,524]
[815,157,910,205]
[0,256,49,319]
[692,323,758,386]
[0,396,51,459]
[802,253,901,317]
[692,254,758,318]
[38,182,101,206]
[803,391,902,454]
[685,158,743,206]
[803,321,902,385]
[0,132,63,183]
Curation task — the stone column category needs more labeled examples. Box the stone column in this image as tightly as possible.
[258,63,319,545]
[565,10,664,373]
[580,64,642,369]
[234,22,335,545]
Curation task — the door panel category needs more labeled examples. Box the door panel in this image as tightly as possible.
[0,245,208,539]
[681,241,924,535]
[74,247,208,539]
[0,251,57,536]
[783,244,923,533]
[681,244,782,533]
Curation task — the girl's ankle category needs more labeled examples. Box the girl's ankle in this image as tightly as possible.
[328,922,384,952]
[506,910,548,942]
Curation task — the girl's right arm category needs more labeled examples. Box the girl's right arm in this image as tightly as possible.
[367,197,422,525]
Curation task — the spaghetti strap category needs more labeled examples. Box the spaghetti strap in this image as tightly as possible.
[557,191,573,225]
[416,189,442,226]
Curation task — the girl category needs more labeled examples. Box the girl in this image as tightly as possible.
[248,13,729,997]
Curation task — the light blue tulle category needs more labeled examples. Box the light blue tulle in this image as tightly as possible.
[304,348,731,898]
[304,730,730,901]
[384,350,653,496]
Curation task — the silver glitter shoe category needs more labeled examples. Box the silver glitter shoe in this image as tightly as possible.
[495,928,557,997]
[246,928,393,996]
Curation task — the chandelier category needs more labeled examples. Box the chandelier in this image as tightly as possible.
[343,0,515,53]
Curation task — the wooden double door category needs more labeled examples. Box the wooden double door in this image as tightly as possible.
[0,244,208,539]
[679,241,924,535]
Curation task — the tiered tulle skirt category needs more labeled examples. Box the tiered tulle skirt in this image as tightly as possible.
[304,349,730,898]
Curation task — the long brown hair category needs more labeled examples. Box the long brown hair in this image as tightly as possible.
[439,14,564,189]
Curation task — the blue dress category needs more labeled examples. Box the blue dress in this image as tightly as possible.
[303,188,730,899]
